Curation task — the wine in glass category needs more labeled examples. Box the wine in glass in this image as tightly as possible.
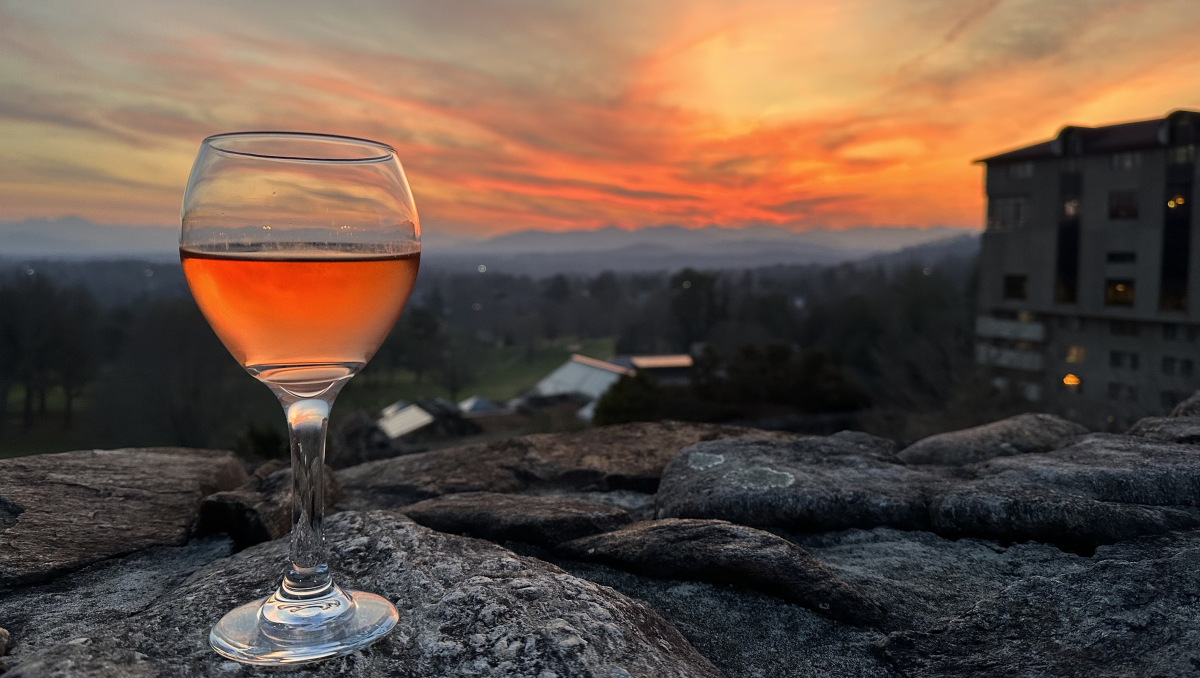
[180,132,420,665]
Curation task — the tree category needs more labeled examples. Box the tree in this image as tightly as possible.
[51,285,97,428]
[434,332,484,402]
[669,268,723,351]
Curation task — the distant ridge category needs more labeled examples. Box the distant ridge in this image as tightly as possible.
[0,217,179,260]
[424,225,977,276]
[0,217,977,274]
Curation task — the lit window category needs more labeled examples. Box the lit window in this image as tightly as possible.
[1168,195,1187,209]
[1063,373,1083,393]
[1105,279,1135,306]
[1063,199,1080,218]
[1108,190,1138,219]
[1003,275,1028,300]
[1065,345,1086,363]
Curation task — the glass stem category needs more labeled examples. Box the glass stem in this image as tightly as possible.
[280,397,334,600]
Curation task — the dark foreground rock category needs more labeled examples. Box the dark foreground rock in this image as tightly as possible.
[338,420,794,510]
[897,412,1085,465]
[660,432,1200,550]
[403,491,632,547]
[195,460,343,550]
[1126,415,1200,444]
[559,519,883,627]
[1170,389,1200,416]
[880,531,1200,677]
[0,447,246,586]
[1,510,722,678]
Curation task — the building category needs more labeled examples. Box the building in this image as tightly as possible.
[528,353,694,421]
[976,110,1200,426]
[530,354,633,421]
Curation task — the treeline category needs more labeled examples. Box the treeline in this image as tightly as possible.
[1,242,1004,453]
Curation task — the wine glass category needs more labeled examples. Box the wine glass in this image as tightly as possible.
[180,132,420,665]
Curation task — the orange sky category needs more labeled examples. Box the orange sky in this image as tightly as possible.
[4,0,1200,239]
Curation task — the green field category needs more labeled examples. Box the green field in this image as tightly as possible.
[337,336,615,412]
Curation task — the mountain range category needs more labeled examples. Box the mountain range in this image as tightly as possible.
[0,217,978,276]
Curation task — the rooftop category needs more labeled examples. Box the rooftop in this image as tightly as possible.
[977,110,1200,164]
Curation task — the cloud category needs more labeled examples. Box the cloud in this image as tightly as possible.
[2,0,1200,237]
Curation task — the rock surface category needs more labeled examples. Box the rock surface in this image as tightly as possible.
[659,432,1200,550]
[880,531,1200,677]
[0,448,246,586]
[558,519,883,626]
[1169,389,1200,416]
[403,491,632,547]
[195,460,343,550]
[897,412,1085,465]
[338,420,794,510]
[1,510,722,678]
[1126,415,1200,444]
[658,431,935,532]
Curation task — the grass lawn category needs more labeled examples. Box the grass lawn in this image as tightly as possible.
[337,336,615,413]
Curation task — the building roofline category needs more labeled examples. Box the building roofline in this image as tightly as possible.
[569,353,633,375]
[974,110,1200,164]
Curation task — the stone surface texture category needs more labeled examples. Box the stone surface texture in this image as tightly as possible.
[10,414,1200,677]
[0,510,722,678]
[1126,415,1200,444]
[403,491,632,547]
[1169,389,1200,416]
[659,431,1200,550]
[558,518,883,626]
[195,460,343,550]
[0,447,246,586]
[338,420,794,510]
[897,412,1085,465]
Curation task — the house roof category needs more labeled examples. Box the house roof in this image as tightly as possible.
[975,110,1200,164]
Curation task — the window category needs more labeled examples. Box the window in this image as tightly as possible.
[1008,162,1035,179]
[1111,320,1139,336]
[1107,252,1136,263]
[988,196,1029,230]
[1003,275,1028,300]
[1107,383,1137,401]
[1112,152,1142,171]
[1189,326,1199,342]
[1065,345,1086,363]
[1164,323,1179,340]
[1063,199,1080,218]
[1170,145,1196,165]
[1108,190,1139,220]
[1183,359,1195,377]
[1062,373,1083,393]
[1163,356,1178,375]
[1105,279,1135,306]
[1112,350,1140,369]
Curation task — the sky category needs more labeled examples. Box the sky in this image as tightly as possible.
[3,0,1200,241]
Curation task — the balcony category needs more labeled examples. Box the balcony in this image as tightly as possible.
[975,343,1044,371]
[975,315,1045,342]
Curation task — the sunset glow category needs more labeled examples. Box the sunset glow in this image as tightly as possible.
[4,0,1200,238]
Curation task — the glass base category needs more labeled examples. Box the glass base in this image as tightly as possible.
[209,584,398,665]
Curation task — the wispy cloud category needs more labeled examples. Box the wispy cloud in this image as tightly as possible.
[2,0,1200,236]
